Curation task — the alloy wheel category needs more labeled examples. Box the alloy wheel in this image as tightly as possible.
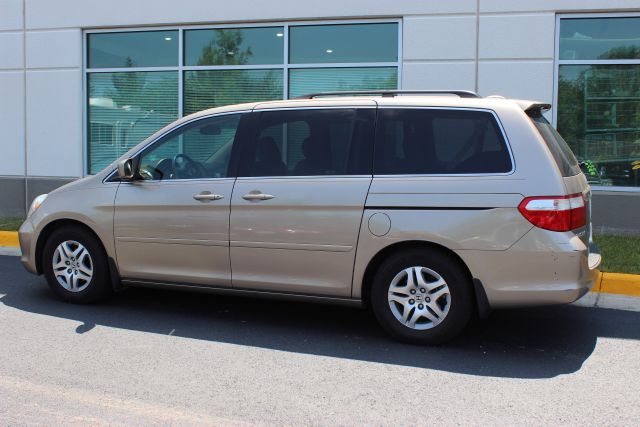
[52,240,93,292]
[387,266,451,330]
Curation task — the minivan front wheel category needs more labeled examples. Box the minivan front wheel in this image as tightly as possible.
[52,240,93,292]
[370,249,473,344]
[42,226,112,303]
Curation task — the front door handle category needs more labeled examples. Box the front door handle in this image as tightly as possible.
[242,191,275,201]
[193,191,224,202]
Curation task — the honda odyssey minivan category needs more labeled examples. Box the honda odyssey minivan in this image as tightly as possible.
[19,90,601,344]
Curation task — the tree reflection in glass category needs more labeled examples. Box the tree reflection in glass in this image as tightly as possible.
[558,64,640,186]
[185,30,283,113]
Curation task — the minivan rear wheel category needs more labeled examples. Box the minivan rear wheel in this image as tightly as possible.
[42,226,112,303]
[370,249,473,344]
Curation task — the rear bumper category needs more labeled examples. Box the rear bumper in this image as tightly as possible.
[458,228,601,309]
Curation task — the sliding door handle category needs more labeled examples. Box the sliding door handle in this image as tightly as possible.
[193,192,224,202]
[242,192,274,201]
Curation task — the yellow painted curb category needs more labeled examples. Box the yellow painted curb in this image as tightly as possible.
[0,231,19,248]
[592,271,603,293]
[599,272,640,297]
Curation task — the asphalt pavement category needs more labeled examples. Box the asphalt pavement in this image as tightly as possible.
[1,255,639,425]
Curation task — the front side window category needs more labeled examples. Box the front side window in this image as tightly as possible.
[138,114,241,181]
[374,109,512,175]
[239,109,374,177]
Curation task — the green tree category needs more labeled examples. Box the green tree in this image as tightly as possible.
[557,72,585,153]
[185,30,282,114]
[196,30,253,66]
[109,57,146,108]
[598,46,640,60]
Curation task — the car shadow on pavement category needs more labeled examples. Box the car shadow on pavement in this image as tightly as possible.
[2,256,639,379]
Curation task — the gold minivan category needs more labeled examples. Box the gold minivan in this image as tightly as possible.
[19,91,602,344]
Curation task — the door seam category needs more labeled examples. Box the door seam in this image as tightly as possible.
[228,177,238,288]
[349,102,379,299]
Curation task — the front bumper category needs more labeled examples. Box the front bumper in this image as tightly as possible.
[18,219,38,274]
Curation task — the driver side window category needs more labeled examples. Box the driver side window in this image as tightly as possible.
[138,113,241,181]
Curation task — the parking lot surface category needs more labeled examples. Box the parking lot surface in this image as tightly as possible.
[1,255,639,425]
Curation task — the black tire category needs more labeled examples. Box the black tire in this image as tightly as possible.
[370,248,473,345]
[42,226,112,303]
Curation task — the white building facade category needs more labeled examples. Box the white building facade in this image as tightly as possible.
[1,0,639,231]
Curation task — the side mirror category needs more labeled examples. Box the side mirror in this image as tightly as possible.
[117,157,139,181]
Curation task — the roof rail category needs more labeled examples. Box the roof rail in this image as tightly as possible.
[295,90,480,99]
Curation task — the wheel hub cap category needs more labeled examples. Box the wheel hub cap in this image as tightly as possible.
[52,240,93,292]
[387,266,451,330]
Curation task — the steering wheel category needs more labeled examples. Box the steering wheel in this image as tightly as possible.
[171,154,206,179]
[138,166,155,180]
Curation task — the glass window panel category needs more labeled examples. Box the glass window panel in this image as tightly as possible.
[87,71,178,174]
[290,23,398,64]
[184,69,283,114]
[184,27,284,66]
[138,114,241,180]
[531,115,581,177]
[560,17,640,60]
[557,64,640,187]
[374,109,512,175]
[288,67,397,98]
[240,109,374,177]
[88,31,178,68]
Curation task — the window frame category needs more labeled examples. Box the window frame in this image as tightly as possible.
[136,112,244,182]
[373,107,515,177]
[104,110,251,183]
[236,107,377,179]
[553,12,640,192]
[83,19,402,177]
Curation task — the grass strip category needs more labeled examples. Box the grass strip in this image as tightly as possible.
[0,218,23,232]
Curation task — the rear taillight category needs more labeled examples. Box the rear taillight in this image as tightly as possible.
[518,193,586,232]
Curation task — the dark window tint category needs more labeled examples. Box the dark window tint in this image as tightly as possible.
[374,109,512,175]
[240,109,374,177]
[530,114,581,177]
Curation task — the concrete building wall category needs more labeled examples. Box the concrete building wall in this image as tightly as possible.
[1,0,639,231]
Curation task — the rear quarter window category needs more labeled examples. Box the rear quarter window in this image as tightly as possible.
[374,108,512,175]
[529,114,581,177]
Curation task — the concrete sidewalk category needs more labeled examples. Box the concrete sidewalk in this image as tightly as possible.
[573,272,640,312]
[2,230,639,312]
